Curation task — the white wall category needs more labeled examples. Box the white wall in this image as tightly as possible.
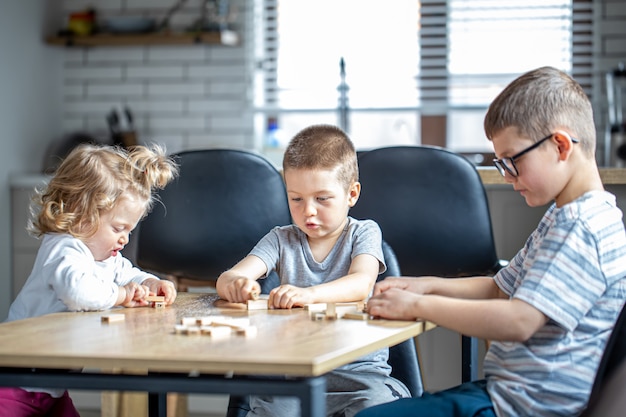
[0,1,63,320]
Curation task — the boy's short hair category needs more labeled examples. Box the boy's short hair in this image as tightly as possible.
[484,66,596,157]
[283,124,358,189]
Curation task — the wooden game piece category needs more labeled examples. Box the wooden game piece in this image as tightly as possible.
[200,326,231,339]
[250,291,259,301]
[196,316,214,326]
[210,319,257,337]
[101,314,125,323]
[335,304,360,318]
[210,317,251,328]
[145,295,165,302]
[304,303,327,313]
[174,324,187,334]
[181,317,198,326]
[325,303,337,320]
[184,325,201,335]
[247,299,269,310]
[312,312,326,321]
[152,301,165,308]
[343,312,370,321]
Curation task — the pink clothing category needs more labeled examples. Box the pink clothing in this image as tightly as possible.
[0,387,80,417]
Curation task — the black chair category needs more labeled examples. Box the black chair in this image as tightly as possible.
[350,145,506,383]
[226,241,424,417]
[136,149,292,289]
[580,301,626,416]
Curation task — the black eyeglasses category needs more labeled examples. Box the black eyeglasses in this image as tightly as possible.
[492,133,579,177]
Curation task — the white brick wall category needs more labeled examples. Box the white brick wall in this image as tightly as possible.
[59,0,253,155]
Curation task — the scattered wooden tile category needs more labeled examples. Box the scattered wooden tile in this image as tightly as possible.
[181,317,198,326]
[343,312,370,321]
[247,299,269,310]
[101,314,125,323]
[312,312,326,321]
[200,326,231,339]
[184,325,201,335]
[304,303,327,312]
[145,295,165,302]
[325,303,337,320]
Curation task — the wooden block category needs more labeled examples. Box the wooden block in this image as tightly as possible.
[181,317,198,326]
[247,299,269,310]
[101,314,125,323]
[174,324,187,334]
[250,291,259,300]
[145,295,165,302]
[152,301,165,309]
[196,316,214,326]
[312,312,326,321]
[304,303,327,313]
[183,326,201,335]
[335,304,359,318]
[325,303,337,319]
[305,301,363,313]
[343,312,370,321]
[210,317,251,328]
[200,326,231,339]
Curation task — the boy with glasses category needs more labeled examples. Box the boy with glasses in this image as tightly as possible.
[355,66,626,417]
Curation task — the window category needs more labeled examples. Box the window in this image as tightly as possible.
[253,0,592,156]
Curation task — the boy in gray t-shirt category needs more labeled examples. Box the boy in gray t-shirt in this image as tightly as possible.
[217,124,410,417]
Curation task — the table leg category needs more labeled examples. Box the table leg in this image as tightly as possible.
[300,376,326,417]
[148,392,167,417]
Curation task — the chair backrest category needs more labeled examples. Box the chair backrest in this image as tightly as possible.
[584,301,626,413]
[136,149,292,283]
[351,145,501,277]
[580,355,626,417]
[379,240,424,398]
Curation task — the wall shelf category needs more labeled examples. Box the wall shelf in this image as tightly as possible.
[45,30,239,47]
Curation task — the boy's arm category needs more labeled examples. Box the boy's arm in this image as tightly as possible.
[269,253,378,308]
[216,255,267,302]
[368,288,547,342]
[374,276,508,300]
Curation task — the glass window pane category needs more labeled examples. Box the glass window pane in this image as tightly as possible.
[275,0,420,109]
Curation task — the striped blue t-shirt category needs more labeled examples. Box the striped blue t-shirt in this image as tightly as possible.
[485,191,626,417]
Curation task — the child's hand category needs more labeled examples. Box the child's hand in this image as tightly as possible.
[373,277,426,296]
[223,278,261,303]
[268,284,311,309]
[366,287,422,321]
[118,283,151,307]
[142,278,177,305]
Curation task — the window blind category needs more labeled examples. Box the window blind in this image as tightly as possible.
[254,0,593,146]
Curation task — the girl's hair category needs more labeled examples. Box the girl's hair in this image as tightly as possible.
[484,66,596,157]
[29,144,179,238]
[283,124,358,190]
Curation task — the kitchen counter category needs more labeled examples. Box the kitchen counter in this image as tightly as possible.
[477,167,626,185]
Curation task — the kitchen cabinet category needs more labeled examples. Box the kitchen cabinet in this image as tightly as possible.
[10,176,47,299]
[45,30,239,47]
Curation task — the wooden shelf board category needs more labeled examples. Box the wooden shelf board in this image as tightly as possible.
[45,30,238,47]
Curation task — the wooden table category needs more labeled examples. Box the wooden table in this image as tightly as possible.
[0,292,432,417]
